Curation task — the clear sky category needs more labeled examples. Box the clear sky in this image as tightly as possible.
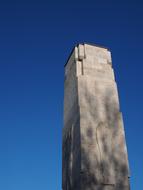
[0,0,142,190]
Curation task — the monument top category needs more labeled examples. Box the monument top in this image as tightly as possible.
[64,43,112,70]
[64,43,110,67]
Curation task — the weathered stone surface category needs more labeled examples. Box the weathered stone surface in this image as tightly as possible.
[62,43,130,190]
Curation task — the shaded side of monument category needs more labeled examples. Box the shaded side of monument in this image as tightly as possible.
[62,43,130,190]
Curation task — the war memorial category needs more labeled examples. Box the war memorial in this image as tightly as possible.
[62,43,130,190]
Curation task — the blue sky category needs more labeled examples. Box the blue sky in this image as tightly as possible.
[0,0,142,189]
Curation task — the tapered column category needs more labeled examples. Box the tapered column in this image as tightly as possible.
[62,43,130,190]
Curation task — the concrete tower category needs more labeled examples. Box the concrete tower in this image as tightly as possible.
[62,43,130,190]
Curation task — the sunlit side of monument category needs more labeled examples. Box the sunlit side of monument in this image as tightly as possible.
[63,43,130,190]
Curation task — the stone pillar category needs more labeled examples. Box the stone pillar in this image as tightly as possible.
[62,43,130,190]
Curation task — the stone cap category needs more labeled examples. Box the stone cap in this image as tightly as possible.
[64,43,110,67]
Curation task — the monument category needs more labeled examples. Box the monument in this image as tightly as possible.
[62,43,130,190]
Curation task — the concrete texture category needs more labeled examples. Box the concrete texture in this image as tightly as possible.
[62,43,130,190]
